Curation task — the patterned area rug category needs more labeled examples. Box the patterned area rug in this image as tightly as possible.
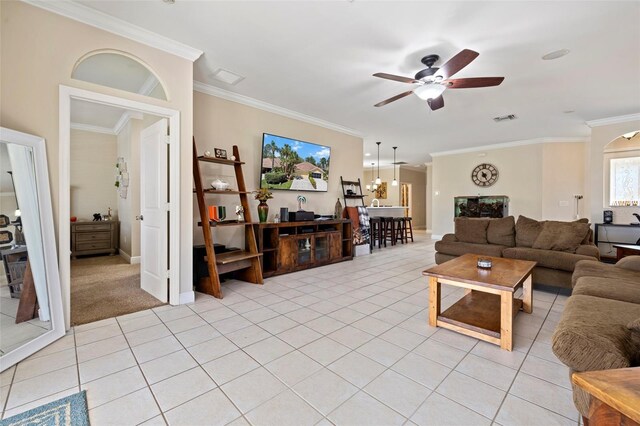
[1,391,89,426]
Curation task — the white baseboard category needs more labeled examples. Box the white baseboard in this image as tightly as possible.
[119,250,141,264]
[179,291,195,305]
[119,249,131,263]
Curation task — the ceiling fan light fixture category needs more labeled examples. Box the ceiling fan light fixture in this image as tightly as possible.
[414,84,446,101]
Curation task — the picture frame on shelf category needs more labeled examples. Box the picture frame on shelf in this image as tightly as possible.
[214,148,227,159]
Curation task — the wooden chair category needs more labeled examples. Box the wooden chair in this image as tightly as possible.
[369,217,383,249]
[394,217,406,244]
[382,217,396,246]
[404,217,414,242]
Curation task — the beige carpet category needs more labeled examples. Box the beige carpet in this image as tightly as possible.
[71,255,165,326]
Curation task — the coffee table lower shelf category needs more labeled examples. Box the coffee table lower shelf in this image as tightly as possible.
[437,291,523,345]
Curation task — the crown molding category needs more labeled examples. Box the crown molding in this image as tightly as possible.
[70,123,115,135]
[22,0,203,62]
[585,113,640,128]
[194,81,364,138]
[113,111,143,135]
[430,137,588,157]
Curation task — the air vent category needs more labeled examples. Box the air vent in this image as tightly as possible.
[210,68,245,86]
[392,161,408,165]
[493,114,518,122]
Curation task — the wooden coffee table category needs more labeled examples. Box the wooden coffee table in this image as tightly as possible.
[423,254,536,351]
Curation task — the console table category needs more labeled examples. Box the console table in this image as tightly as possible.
[594,223,640,262]
[253,219,352,277]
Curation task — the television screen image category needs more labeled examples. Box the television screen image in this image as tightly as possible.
[260,133,330,192]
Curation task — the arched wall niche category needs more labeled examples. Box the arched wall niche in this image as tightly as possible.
[72,49,169,101]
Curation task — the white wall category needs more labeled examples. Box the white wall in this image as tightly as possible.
[588,119,640,225]
[541,142,587,220]
[431,141,587,236]
[193,91,363,248]
[70,129,118,221]
[1,1,195,319]
[361,166,400,207]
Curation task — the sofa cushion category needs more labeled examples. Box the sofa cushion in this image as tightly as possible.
[532,221,590,252]
[434,240,507,258]
[573,276,640,304]
[575,244,600,259]
[551,295,640,372]
[502,247,596,272]
[572,259,640,287]
[515,216,544,247]
[487,216,516,247]
[616,255,640,272]
[454,218,489,244]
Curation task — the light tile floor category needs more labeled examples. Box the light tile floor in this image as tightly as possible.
[0,232,580,425]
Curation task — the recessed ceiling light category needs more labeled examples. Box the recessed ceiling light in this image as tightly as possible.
[210,68,245,85]
[365,153,371,157]
[162,0,175,4]
[542,49,570,60]
[564,110,575,114]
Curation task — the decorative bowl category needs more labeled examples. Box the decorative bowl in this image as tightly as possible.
[477,258,492,269]
[211,179,230,191]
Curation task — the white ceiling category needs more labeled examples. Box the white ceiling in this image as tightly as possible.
[75,1,640,165]
[71,99,129,130]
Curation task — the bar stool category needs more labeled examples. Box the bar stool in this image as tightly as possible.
[369,217,383,249]
[394,217,406,244]
[381,217,395,246]
[404,217,414,242]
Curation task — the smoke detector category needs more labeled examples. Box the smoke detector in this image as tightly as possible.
[493,114,518,123]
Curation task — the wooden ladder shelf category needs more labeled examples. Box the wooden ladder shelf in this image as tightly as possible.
[193,138,263,298]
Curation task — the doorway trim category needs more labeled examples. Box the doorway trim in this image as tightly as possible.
[59,85,181,329]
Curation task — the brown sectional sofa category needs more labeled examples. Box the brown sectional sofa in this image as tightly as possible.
[435,216,600,289]
[551,256,640,421]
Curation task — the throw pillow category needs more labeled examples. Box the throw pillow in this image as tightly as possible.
[532,221,590,252]
[515,216,544,247]
[487,216,516,246]
[454,218,489,244]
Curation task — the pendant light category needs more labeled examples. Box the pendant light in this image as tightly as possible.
[392,146,398,186]
[375,142,382,185]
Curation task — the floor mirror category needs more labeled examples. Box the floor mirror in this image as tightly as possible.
[0,127,65,372]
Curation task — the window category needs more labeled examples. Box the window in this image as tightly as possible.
[609,156,640,206]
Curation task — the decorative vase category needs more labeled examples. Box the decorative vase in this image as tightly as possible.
[335,198,343,219]
[257,201,269,223]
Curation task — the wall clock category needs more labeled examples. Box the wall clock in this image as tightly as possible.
[471,163,499,187]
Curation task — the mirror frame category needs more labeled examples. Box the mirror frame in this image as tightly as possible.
[0,127,65,372]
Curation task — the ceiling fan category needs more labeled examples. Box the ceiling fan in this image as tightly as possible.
[373,49,504,111]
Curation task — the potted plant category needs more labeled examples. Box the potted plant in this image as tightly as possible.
[254,188,273,223]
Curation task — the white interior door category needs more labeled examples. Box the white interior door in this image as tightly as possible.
[140,118,168,302]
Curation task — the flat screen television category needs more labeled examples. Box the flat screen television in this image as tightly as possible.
[260,133,330,192]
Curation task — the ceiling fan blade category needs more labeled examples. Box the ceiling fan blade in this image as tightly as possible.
[435,49,479,79]
[373,73,419,84]
[445,77,505,89]
[427,95,445,111]
[374,90,414,107]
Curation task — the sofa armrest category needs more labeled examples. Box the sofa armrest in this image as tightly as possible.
[441,233,457,242]
[616,255,640,272]
[575,244,600,260]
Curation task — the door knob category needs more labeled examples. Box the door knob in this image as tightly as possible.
[136,215,144,221]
